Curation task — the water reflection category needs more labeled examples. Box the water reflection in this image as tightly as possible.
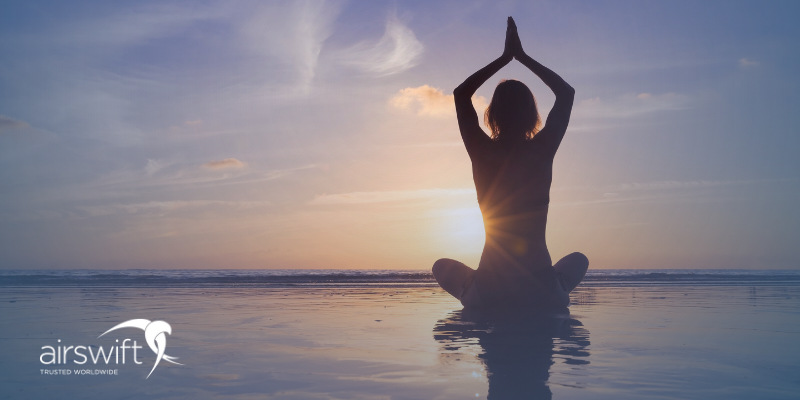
[434,309,590,399]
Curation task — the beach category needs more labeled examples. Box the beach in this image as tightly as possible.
[1,270,798,399]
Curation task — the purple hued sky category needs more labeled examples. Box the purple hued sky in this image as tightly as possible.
[1,1,798,269]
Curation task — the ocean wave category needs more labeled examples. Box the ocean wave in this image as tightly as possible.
[1,269,799,287]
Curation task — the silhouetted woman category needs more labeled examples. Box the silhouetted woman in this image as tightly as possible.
[432,17,588,309]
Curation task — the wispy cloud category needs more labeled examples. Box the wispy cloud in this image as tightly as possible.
[86,162,316,195]
[28,4,219,48]
[608,179,758,192]
[552,178,795,208]
[5,162,318,218]
[202,158,245,169]
[285,0,340,89]
[0,116,30,132]
[575,92,689,119]
[240,0,340,93]
[340,18,424,76]
[309,188,475,205]
[739,58,759,67]
[145,159,170,176]
[555,178,790,194]
[390,85,488,117]
[76,200,272,218]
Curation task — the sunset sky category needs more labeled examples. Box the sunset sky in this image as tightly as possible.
[1,1,798,270]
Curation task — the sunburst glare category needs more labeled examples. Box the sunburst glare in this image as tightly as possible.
[427,206,486,262]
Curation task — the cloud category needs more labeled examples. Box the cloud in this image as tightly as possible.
[340,18,424,76]
[390,85,488,117]
[144,159,171,176]
[309,188,475,205]
[575,92,689,119]
[0,116,30,132]
[44,163,314,212]
[241,0,340,93]
[551,179,795,208]
[202,158,245,169]
[607,179,785,192]
[76,200,272,217]
[556,178,789,194]
[390,85,452,116]
[739,58,759,67]
[282,1,340,89]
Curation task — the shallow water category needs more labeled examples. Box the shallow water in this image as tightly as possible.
[1,271,799,399]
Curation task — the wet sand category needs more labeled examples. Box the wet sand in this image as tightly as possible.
[1,282,799,399]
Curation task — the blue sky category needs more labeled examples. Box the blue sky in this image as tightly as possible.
[1,0,798,269]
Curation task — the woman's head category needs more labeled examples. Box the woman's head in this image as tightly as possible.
[484,79,541,140]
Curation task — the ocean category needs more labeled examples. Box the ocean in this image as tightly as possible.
[1,269,799,399]
[2,268,799,287]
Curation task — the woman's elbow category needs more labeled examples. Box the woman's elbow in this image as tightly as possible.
[558,84,575,99]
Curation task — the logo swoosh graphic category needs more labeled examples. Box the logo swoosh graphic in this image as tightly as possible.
[98,319,183,378]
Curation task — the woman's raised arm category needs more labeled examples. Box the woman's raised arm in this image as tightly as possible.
[453,18,517,153]
[510,17,575,153]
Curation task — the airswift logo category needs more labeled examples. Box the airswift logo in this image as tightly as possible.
[99,319,183,378]
[40,319,183,378]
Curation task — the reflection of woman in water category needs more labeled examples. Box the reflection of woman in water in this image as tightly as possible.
[433,17,588,308]
[434,309,590,399]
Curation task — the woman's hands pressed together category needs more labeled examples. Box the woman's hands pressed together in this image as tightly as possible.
[502,17,525,61]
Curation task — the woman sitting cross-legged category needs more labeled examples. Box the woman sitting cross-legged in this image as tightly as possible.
[432,17,589,309]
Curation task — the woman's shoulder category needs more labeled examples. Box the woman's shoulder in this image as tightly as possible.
[528,127,560,157]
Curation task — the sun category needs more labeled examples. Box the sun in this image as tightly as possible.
[427,206,486,261]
